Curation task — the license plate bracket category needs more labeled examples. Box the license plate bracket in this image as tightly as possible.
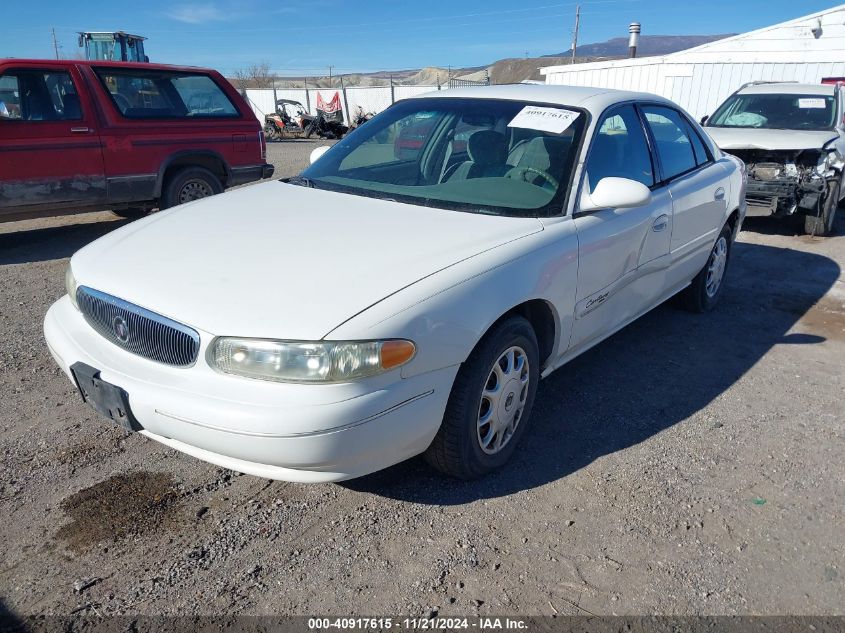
[70,362,142,432]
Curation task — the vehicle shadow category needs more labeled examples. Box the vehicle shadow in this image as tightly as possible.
[0,217,128,265]
[343,241,840,504]
[742,210,845,237]
[0,598,26,633]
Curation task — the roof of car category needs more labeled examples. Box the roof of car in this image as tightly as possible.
[0,58,216,74]
[737,82,835,96]
[411,83,678,112]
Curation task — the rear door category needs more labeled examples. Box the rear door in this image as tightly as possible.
[0,65,105,216]
[569,103,672,352]
[640,105,728,287]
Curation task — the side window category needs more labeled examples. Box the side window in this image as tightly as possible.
[0,75,21,119]
[642,105,697,180]
[0,71,81,121]
[95,69,238,119]
[686,123,709,166]
[585,104,654,191]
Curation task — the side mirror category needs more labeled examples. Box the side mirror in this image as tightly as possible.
[700,114,709,125]
[309,146,330,165]
[579,177,652,213]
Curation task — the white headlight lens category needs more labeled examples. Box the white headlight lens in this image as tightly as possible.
[65,265,79,310]
[208,338,416,383]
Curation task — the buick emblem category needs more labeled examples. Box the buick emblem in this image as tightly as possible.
[112,316,130,343]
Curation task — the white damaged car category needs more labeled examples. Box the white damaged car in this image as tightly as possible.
[45,85,745,482]
[704,81,844,236]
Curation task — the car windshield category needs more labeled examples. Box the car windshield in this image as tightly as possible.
[708,92,836,130]
[299,97,586,217]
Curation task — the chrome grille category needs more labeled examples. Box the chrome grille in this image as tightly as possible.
[76,286,200,367]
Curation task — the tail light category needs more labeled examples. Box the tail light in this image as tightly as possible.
[259,130,266,160]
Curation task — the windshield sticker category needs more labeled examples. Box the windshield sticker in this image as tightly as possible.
[508,106,580,134]
[798,98,827,109]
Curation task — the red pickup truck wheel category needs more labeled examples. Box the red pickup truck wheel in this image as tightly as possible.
[161,167,224,210]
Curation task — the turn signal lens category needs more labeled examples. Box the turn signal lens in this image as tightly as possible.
[380,340,416,369]
[208,338,416,383]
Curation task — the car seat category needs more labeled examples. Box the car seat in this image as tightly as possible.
[443,130,510,181]
[61,93,81,119]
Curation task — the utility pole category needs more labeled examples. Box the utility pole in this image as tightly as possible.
[570,5,580,64]
[51,28,60,60]
[328,65,334,88]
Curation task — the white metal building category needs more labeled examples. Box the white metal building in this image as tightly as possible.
[540,5,845,119]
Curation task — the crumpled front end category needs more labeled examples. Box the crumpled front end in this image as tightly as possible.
[727,147,844,217]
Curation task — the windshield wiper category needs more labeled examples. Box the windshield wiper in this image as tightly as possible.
[286,176,317,188]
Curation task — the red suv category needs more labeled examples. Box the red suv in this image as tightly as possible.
[0,59,273,222]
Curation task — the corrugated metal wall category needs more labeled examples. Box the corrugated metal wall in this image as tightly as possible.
[544,61,845,119]
[542,6,845,118]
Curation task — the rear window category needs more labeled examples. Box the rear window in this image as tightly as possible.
[94,68,239,119]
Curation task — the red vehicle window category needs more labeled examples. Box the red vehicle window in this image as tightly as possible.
[0,70,82,121]
[93,68,239,119]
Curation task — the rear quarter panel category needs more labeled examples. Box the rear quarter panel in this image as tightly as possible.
[80,66,262,193]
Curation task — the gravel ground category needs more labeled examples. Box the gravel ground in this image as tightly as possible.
[1,139,844,620]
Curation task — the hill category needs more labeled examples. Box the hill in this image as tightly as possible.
[548,34,733,58]
[233,33,733,89]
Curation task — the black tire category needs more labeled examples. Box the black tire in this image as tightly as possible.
[682,223,733,313]
[160,166,223,210]
[112,207,150,220]
[425,315,540,480]
[804,180,840,237]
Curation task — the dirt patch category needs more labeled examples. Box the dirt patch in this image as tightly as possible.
[793,296,845,342]
[56,472,180,552]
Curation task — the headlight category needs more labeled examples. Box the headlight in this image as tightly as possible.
[207,338,416,383]
[65,265,79,310]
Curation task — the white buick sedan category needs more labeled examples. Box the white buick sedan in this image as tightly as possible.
[45,85,746,482]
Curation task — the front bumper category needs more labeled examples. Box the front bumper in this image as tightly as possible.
[44,296,456,482]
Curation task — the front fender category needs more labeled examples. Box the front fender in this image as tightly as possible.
[325,220,580,379]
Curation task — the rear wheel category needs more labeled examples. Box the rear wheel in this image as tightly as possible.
[160,166,223,210]
[682,223,733,313]
[804,180,840,237]
[425,316,539,479]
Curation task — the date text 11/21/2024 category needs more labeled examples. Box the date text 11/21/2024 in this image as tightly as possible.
[307,617,529,630]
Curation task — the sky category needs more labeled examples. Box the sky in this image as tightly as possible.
[2,0,840,76]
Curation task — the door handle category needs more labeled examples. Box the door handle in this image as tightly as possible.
[714,187,726,201]
[70,127,90,133]
[652,214,669,232]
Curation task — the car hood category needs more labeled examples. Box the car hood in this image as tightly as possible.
[705,127,838,152]
[71,181,543,339]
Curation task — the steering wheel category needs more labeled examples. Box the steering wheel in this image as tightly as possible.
[508,166,560,190]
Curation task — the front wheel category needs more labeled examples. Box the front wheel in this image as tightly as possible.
[682,223,733,313]
[804,180,840,237]
[425,316,540,480]
[160,167,223,210]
